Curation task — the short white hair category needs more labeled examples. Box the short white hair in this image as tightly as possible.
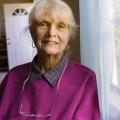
[29,0,77,39]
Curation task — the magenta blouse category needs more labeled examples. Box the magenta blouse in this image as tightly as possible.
[0,62,100,120]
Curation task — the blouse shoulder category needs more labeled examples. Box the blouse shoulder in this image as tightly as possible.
[69,61,96,77]
[8,62,31,74]
[0,62,31,86]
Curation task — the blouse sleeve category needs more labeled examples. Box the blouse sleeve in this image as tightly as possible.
[0,73,9,120]
[73,73,100,120]
[0,73,8,102]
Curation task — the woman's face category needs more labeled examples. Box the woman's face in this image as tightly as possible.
[32,14,70,56]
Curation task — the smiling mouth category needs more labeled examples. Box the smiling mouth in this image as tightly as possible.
[43,40,59,44]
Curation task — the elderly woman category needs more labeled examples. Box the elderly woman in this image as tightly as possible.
[0,0,100,120]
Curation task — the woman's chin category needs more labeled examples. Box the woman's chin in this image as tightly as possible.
[42,48,62,56]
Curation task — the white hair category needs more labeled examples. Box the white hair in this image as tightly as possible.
[29,0,77,38]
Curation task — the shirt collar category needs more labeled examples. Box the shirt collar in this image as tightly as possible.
[30,55,68,86]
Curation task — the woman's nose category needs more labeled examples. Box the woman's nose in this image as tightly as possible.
[46,25,57,37]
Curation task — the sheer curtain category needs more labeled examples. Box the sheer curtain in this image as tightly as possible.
[79,0,114,120]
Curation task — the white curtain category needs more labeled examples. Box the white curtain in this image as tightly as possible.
[79,0,114,120]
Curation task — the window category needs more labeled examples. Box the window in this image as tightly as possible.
[110,0,120,119]
[12,8,28,16]
[112,1,120,89]
[79,0,120,119]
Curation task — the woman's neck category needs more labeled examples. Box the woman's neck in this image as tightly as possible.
[37,52,63,73]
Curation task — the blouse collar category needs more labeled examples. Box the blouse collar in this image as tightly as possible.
[30,55,68,86]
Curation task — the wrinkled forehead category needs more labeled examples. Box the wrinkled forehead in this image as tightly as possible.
[34,4,70,25]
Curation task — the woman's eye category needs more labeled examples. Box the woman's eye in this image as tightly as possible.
[57,23,66,29]
[39,22,49,28]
